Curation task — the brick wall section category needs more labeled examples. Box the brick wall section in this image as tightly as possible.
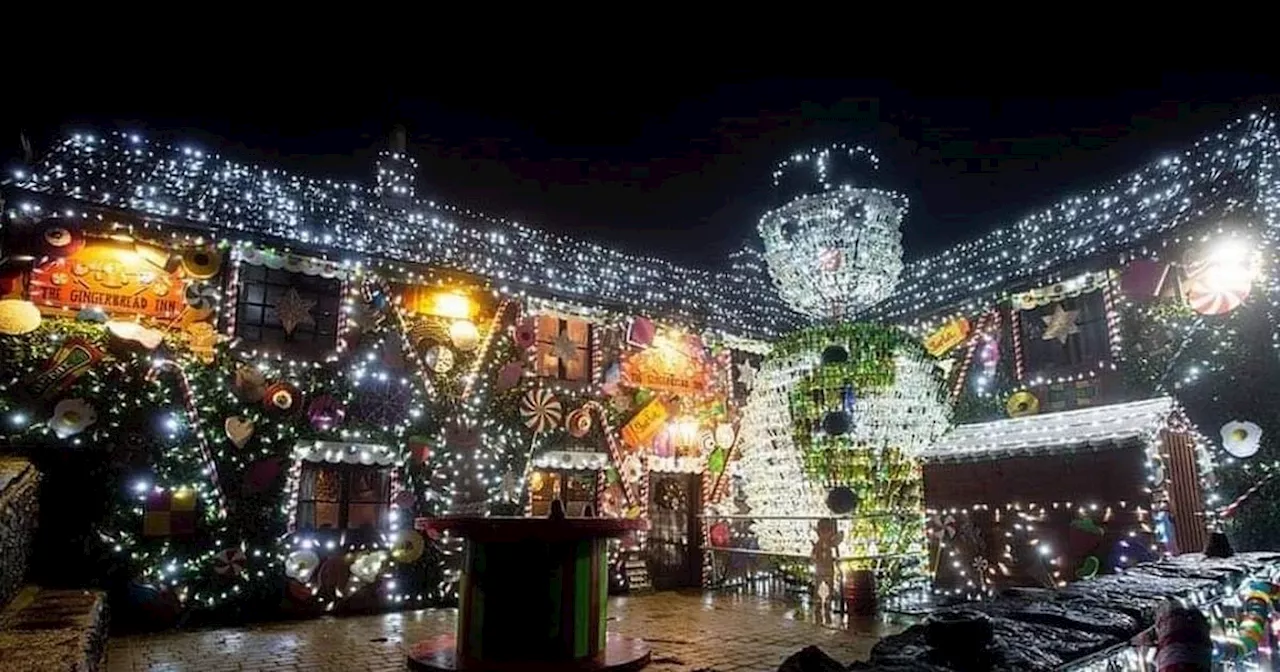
[0,457,40,609]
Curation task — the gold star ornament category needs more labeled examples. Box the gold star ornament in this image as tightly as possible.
[1040,304,1080,344]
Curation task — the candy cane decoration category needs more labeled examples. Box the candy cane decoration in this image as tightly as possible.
[1218,472,1279,519]
[147,359,227,519]
[460,299,514,402]
[579,400,638,510]
[1009,308,1027,382]
[394,303,438,402]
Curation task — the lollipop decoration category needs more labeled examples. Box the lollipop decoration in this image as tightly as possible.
[519,388,562,434]
[1184,239,1255,316]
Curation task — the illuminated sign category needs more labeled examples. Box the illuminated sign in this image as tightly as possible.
[923,317,971,357]
[29,240,188,319]
[621,331,711,395]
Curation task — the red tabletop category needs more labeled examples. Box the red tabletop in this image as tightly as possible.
[414,516,648,543]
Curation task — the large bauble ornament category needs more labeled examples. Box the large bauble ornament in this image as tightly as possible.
[449,320,480,352]
[826,486,859,515]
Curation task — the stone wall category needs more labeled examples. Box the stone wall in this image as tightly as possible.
[0,456,40,609]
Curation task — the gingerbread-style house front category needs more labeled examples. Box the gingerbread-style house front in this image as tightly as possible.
[921,396,1212,598]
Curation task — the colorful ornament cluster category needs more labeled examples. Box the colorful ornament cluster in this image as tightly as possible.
[1215,578,1280,661]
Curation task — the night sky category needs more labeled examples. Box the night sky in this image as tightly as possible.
[5,62,1277,269]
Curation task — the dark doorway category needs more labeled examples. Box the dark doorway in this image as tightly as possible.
[647,472,702,590]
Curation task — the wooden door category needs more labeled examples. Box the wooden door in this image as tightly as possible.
[647,472,702,590]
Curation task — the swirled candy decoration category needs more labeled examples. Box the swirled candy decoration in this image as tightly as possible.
[565,406,592,437]
[424,345,455,374]
[1187,275,1250,315]
[213,548,247,577]
[183,281,219,312]
[520,388,562,433]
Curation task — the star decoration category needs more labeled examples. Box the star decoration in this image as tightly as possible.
[735,360,758,391]
[935,358,956,377]
[552,330,578,361]
[1040,304,1080,344]
[274,288,316,336]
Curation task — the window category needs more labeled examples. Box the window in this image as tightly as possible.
[296,464,390,531]
[535,315,591,381]
[1020,291,1112,381]
[234,264,342,359]
[529,470,598,517]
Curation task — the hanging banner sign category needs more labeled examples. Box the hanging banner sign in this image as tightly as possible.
[29,241,187,319]
[621,400,669,450]
[621,331,711,395]
[923,317,971,357]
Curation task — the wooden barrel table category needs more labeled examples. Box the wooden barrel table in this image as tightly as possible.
[408,510,650,671]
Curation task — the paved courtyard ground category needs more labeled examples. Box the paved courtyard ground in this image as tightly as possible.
[105,590,901,671]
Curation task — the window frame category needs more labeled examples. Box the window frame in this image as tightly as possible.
[230,262,343,359]
[295,462,391,531]
[534,314,592,382]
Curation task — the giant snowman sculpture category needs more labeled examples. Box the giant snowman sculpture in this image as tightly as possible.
[729,145,950,597]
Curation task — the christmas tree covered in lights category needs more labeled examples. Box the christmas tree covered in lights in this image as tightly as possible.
[731,145,950,596]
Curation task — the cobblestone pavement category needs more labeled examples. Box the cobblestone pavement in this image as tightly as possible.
[105,590,901,671]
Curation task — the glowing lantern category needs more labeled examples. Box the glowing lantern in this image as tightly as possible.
[427,292,474,320]
[671,418,700,450]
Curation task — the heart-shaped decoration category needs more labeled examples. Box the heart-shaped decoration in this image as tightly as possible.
[224,416,255,449]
